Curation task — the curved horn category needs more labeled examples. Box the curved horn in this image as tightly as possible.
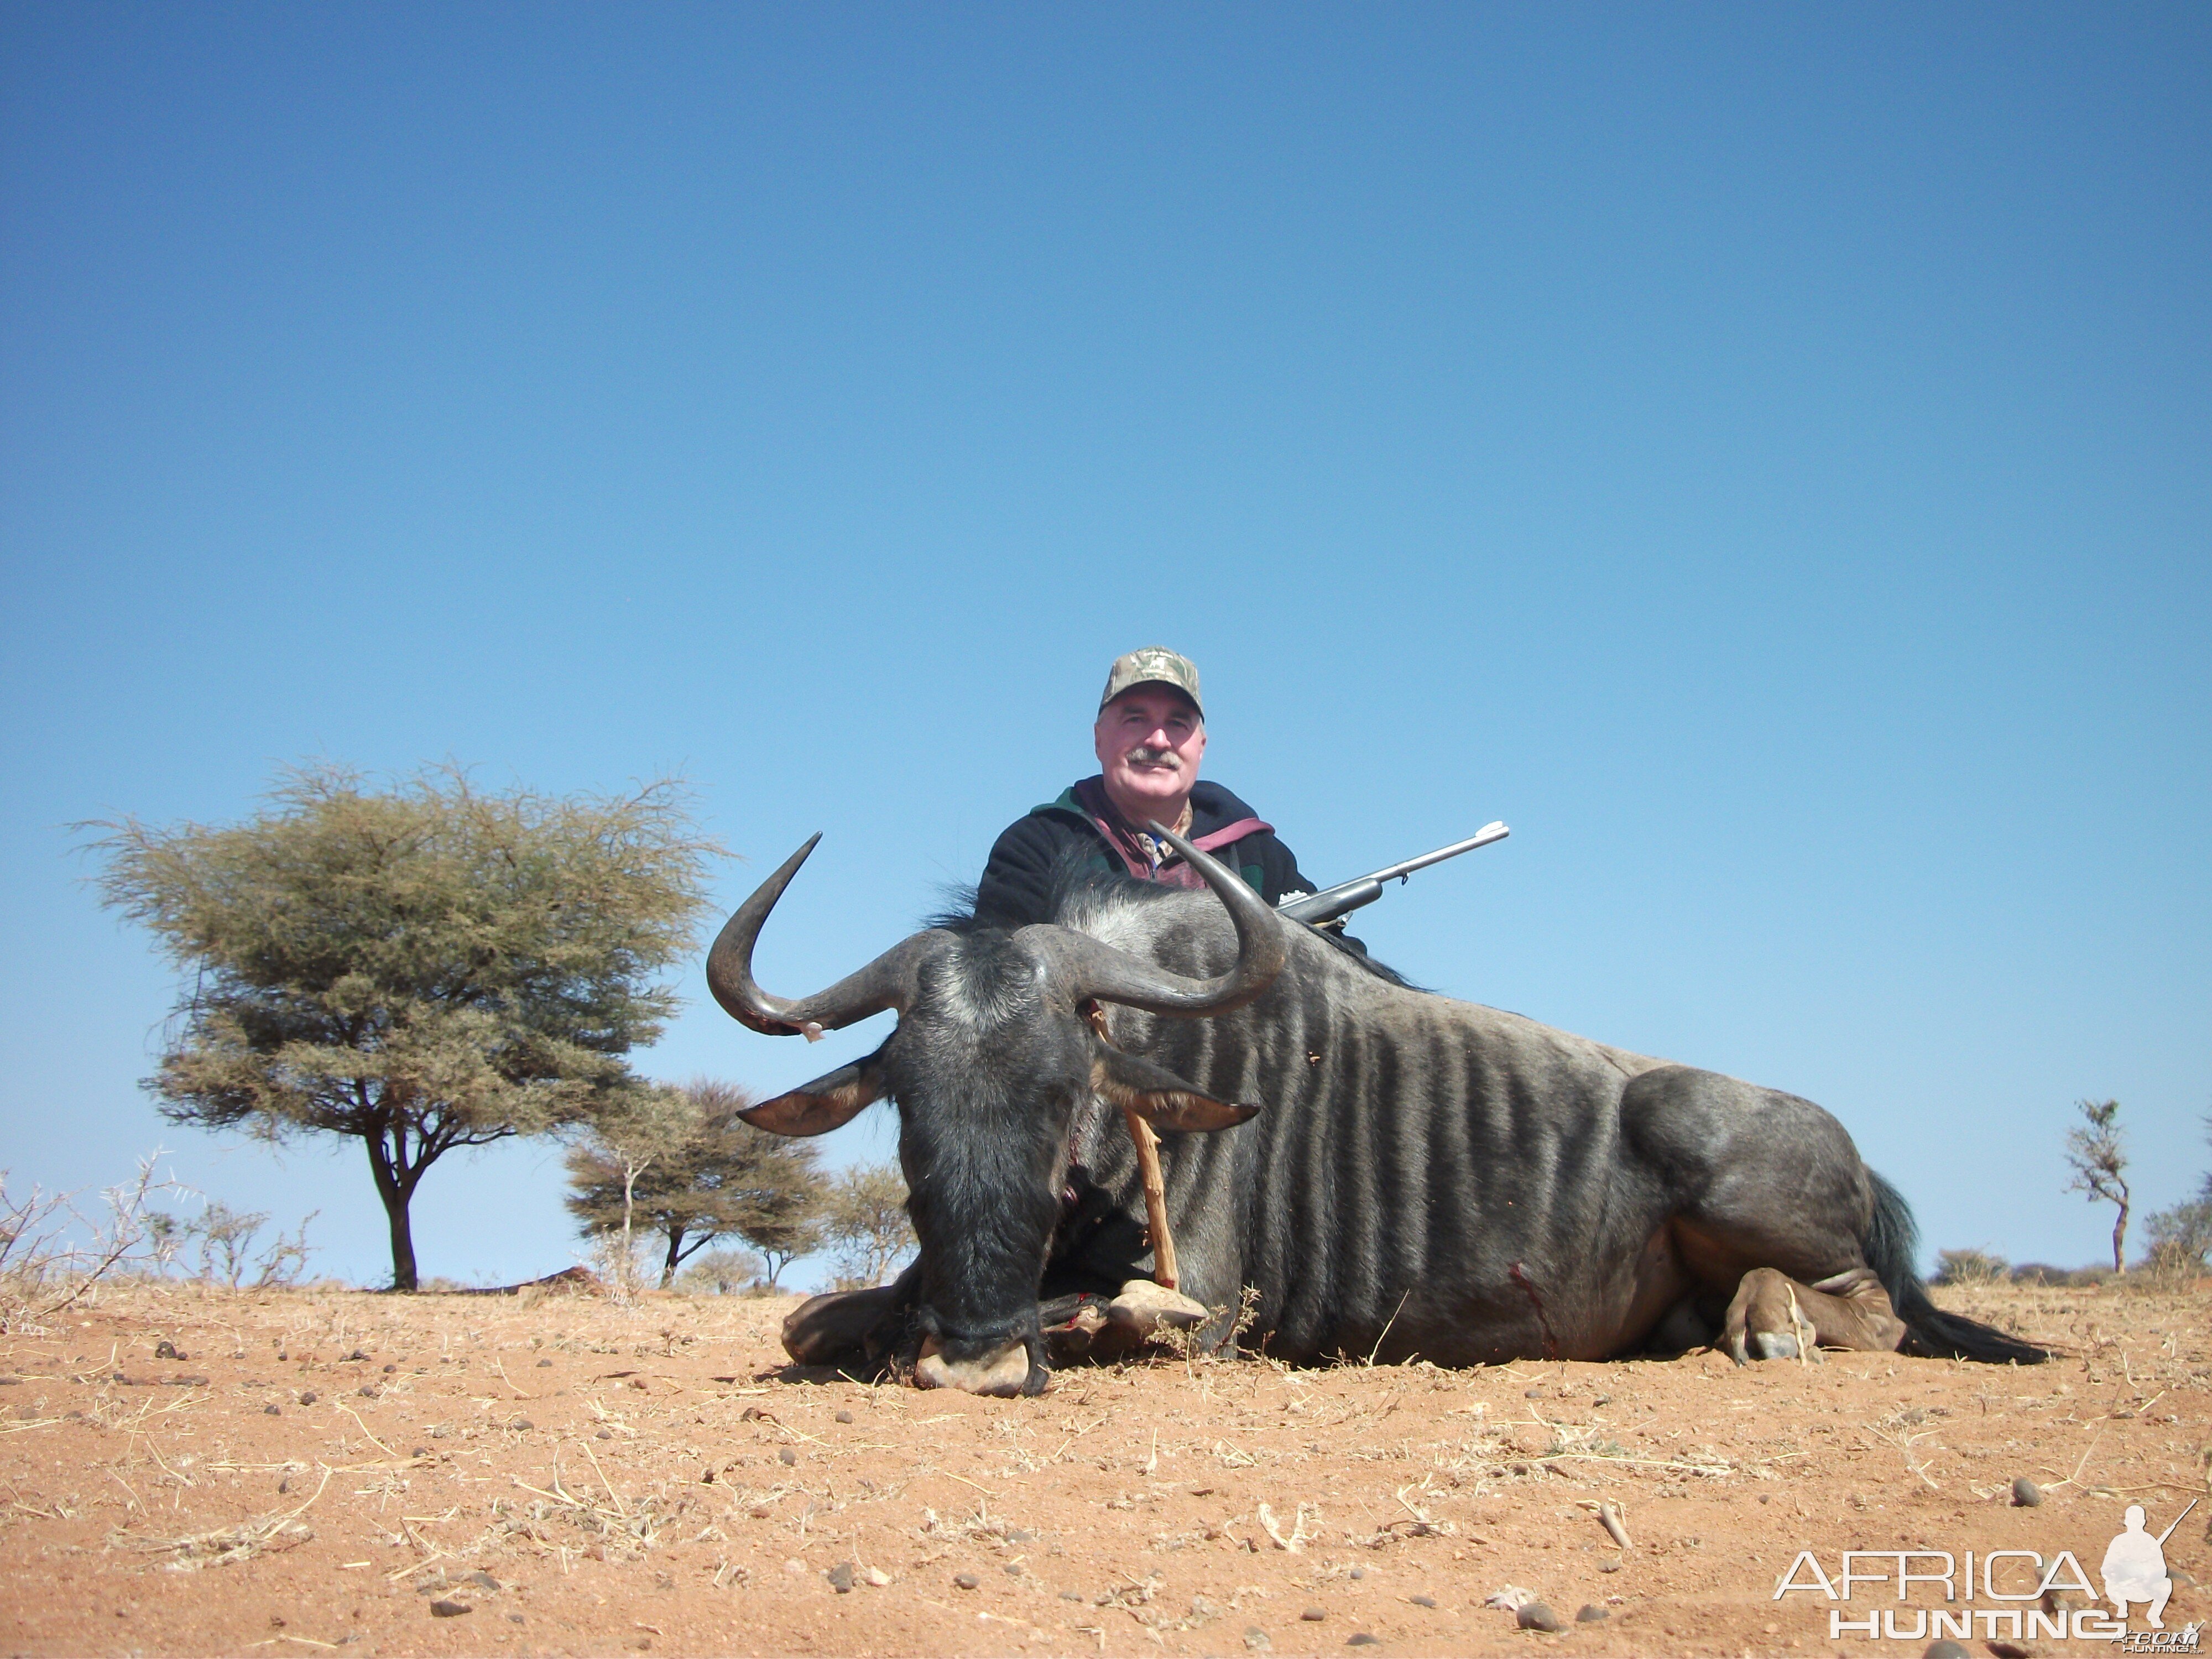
[707,834,943,1036]
[1026,822,1288,1017]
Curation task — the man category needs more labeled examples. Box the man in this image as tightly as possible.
[976,646,1335,931]
[2101,1504,2175,1629]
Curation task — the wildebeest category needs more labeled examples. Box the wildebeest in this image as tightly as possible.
[709,828,2043,1396]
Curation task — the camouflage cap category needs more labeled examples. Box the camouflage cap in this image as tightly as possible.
[1099,646,1203,718]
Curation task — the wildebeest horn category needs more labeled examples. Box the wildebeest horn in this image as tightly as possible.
[1027,822,1288,1016]
[707,835,946,1036]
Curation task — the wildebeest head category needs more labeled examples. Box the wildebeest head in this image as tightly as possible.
[707,826,1285,1397]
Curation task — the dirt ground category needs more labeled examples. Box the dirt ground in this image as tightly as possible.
[3,1279,2206,1658]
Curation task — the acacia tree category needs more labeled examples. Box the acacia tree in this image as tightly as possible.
[821,1161,915,1287]
[565,1078,827,1288]
[2064,1097,2132,1274]
[88,764,718,1290]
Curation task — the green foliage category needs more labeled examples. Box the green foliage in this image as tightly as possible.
[565,1078,827,1289]
[821,1161,915,1287]
[87,763,719,1290]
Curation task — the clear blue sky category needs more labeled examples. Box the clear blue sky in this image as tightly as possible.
[3,5,2205,1290]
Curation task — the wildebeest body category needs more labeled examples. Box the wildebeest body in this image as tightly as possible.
[1053,885,1891,1365]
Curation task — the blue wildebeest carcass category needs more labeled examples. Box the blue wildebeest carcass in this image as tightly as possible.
[708,828,2043,1396]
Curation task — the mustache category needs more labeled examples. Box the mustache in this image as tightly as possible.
[1123,746,1182,768]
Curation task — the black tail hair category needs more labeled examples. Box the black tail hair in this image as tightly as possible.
[1864,1170,2049,1364]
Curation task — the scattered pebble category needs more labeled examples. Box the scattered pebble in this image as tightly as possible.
[1409,1595,1437,1609]
[826,1563,855,1593]
[429,1600,471,1618]
[1599,1561,1621,1573]
[954,1573,980,1590]
[1524,1386,1545,1398]
[1061,1592,1086,1602]
[1591,1393,1611,1406]
[835,1410,854,1424]
[535,1358,552,1368]
[1516,1603,1561,1632]
[782,1559,805,1578]
[778,1447,798,1466]
[1484,1587,1536,1611]
[298,1390,317,1405]
[2011,1477,2043,1507]
[509,1418,533,1432]
[1349,1566,1365,1580]
[345,1349,369,1361]
[468,1572,499,1592]
[264,1404,281,1416]
[597,1430,613,1441]
[1923,1639,1970,1659]
[1004,1563,1023,1575]
[413,1447,430,1459]
[154,1340,184,1359]
[1575,1604,1609,1622]
[358,1385,378,1398]
[1347,1636,1380,1647]
[864,1567,891,1588]
[508,1614,525,1625]
[1301,1606,1327,1621]
[1243,1630,1272,1652]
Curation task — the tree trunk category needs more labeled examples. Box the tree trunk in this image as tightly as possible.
[366,1133,420,1292]
[2114,1196,2131,1275]
[660,1227,685,1290]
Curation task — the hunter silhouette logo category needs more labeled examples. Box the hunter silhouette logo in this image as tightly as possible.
[1772,1498,2200,1646]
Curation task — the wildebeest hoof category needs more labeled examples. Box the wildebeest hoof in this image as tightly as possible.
[782,1286,900,1366]
[913,1335,1034,1397]
[1751,1330,1798,1361]
[1108,1280,1209,1339]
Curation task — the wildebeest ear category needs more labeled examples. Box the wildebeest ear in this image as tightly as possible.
[740,1051,889,1137]
[1091,1043,1260,1134]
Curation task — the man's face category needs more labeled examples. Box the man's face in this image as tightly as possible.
[1093,686,1207,819]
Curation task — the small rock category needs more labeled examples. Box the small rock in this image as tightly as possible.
[1575,1604,1609,1623]
[429,1599,471,1618]
[1599,1560,1620,1573]
[508,1418,533,1431]
[413,1447,431,1459]
[535,1358,552,1368]
[1922,1639,1970,1659]
[596,1428,613,1440]
[2011,1476,2043,1507]
[468,1572,499,1591]
[1189,1595,1220,1625]
[346,1349,369,1362]
[782,1559,805,1578]
[1244,1630,1272,1653]
[954,1572,980,1590]
[1301,1607,1327,1621]
[778,1447,798,1466]
[508,1614,525,1625]
[1004,1563,1022,1575]
[357,1385,378,1398]
[1347,1637,1380,1648]
[1410,1595,1437,1609]
[1061,1591,1085,1602]
[1008,1527,1039,1542]
[1349,1567,1365,1580]
[154,1340,184,1360]
[276,1478,290,1494]
[1591,1393,1611,1406]
[864,1566,891,1588]
[1484,1587,1536,1611]
[382,1363,397,1374]
[826,1563,855,1593]
[835,1410,854,1424]
[1516,1603,1561,1632]
[264,1404,281,1416]
[298,1390,316,1405]
[1524,1386,1545,1398]
[1985,1641,2031,1659]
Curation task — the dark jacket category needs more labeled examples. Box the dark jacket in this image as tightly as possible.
[975,777,1323,930]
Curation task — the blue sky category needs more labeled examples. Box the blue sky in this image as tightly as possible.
[3,4,2205,1290]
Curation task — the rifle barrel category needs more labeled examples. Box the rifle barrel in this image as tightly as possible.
[1275,822,1510,926]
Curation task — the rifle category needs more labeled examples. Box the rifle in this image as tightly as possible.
[1276,822,1510,927]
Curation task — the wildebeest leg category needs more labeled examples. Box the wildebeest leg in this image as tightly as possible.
[1621,1065,1905,1364]
[781,1261,920,1367]
[1721,1266,1905,1364]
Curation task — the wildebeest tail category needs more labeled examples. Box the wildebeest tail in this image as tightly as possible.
[1864,1170,2049,1364]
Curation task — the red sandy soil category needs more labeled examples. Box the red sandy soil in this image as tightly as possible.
[2,1279,2205,1657]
